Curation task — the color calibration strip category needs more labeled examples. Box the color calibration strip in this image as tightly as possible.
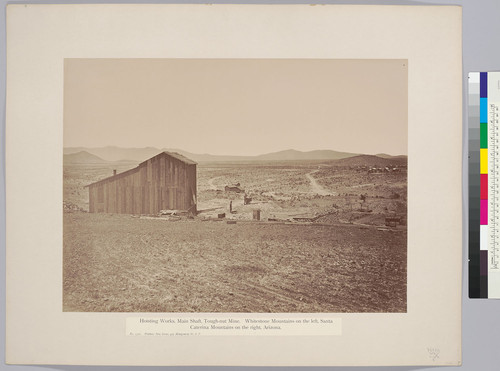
[469,72,500,298]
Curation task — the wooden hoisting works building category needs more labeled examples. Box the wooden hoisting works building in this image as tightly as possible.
[86,152,197,214]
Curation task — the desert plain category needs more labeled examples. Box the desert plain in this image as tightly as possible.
[63,154,407,313]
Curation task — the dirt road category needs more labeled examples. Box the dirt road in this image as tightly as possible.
[208,176,224,190]
[306,170,335,196]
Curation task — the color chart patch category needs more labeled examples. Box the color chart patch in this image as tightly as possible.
[469,71,500,298]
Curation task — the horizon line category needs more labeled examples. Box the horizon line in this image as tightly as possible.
[63,146,408,157]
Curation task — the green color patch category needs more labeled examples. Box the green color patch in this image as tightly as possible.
[481,123,488,148]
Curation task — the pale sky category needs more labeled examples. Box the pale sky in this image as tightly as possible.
[64,59,407,156]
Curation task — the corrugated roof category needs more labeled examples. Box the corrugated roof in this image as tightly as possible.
[86,151,196,188]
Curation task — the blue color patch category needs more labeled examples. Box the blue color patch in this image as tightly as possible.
[481,97,488,123]
[481,72,488,98]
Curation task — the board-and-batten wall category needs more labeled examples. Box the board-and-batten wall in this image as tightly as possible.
[88,154,196,214]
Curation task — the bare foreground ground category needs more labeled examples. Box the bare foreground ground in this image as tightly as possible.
[64,160,407,312]
[64,213,406,312]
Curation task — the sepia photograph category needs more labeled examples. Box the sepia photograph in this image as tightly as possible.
[63,58,408,313]
[7,4,463,366]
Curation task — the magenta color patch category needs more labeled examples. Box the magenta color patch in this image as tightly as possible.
[481,199,488,225]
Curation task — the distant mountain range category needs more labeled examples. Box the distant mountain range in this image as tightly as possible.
[333,154,407,167]
[63,146,407,164]
[254,149,357,162]
[64,150,109,164]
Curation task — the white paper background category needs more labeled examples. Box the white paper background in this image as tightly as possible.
[5,3,462,367]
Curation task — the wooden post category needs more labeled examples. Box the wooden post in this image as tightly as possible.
[253,209,260,221]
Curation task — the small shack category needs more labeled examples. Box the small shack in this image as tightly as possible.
[86,151,197,215]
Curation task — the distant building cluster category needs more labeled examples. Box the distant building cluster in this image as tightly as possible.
[368,166,406,174]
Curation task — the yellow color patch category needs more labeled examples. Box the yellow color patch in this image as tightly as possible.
[481,148,488,174]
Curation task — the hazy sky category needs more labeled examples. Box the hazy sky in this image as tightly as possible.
[64,59,407,156]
